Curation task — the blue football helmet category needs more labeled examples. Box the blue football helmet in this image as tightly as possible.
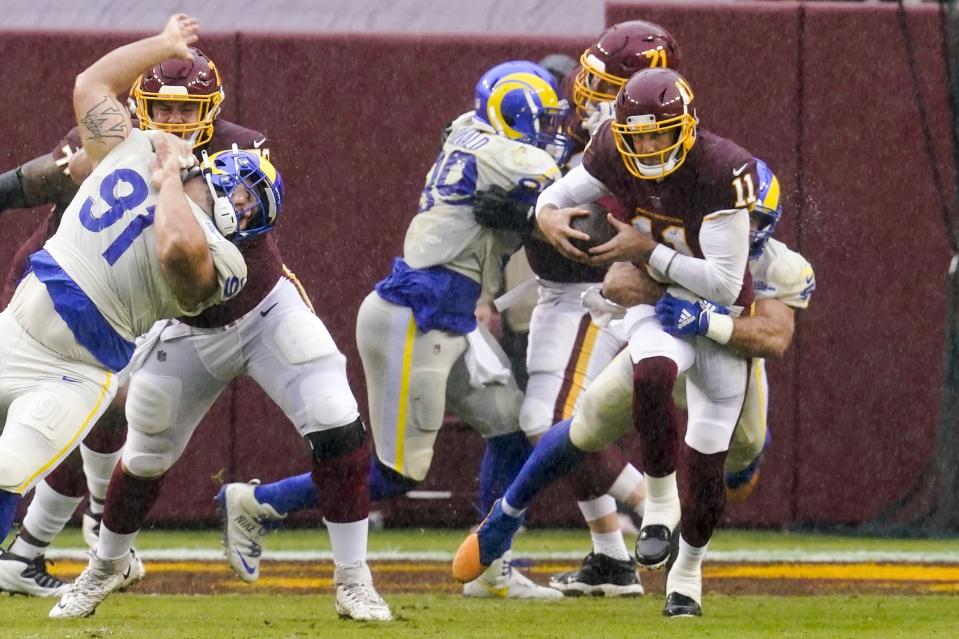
[201,146,283,242]
[474,60,560,104]
[475,66,572,166]
[750,158,782,258]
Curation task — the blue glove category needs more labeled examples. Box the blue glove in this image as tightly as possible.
[654,294,729,337]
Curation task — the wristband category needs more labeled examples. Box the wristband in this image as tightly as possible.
[705,312,734,345]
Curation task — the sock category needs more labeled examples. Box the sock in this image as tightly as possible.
[253,473,318,515]
[20,480,83,545]
[313,443,370,523]
[0,491,22,544]
[101,467,165,535]
[368,458,417,501]
[607,464,645,518]
[89,496,105,516]
[502,419,585,512]
[478,432,532,514]
[591,530,630,562]
[326,518,368,567]
[97,522,138,561]
[9,535,45,559]
[642,472,680,530]
[576,495,616,522]
[81,444,122,505]
[667,536,708,602]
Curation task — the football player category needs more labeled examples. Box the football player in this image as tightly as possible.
[473,21,681,597]
[454,66,761,618]
[215,63,570,601]
[0,10,248,597]
[0,38,269,599]
[43,22,391,623]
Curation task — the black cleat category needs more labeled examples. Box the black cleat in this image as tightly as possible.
[549,553,644,597]
[635,524,674,569]
[663,592,702,617]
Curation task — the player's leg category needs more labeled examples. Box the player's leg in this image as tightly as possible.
[624,314,696,572]
[663,342,748,618]
[245,281,390,621]
[444,346,558,600]
[79,387,128,547]
[0,449,84,597]
[358,290,465,487]
[52,327,227,619]
[724,358,770,501]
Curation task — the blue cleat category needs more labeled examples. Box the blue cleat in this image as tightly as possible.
[452,499,524,583]
[725,429,772,502]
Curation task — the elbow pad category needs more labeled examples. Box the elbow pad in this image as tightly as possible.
[0,167,30,211]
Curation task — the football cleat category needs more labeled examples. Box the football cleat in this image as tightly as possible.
[0,550,69,597]
[663,591,702,617]
[81,510,102,550]
[215,480,284,583]
[635,524,675,570]
[333,561,393,622]
[463,552,561,599]
[49,551,131,619]
[452,499,524,583]
[725,429,772,502]
[549,552,644,597]
[118,549,146,592]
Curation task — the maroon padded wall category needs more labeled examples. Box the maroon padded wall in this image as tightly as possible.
[607,1,955,525]
[3,0,953,529]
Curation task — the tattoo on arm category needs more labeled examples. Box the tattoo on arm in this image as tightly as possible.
[80,97,129,144]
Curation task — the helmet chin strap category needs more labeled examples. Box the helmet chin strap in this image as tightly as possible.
[200,150,237,237]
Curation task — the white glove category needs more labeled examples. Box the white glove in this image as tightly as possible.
[580,285,626,328]
[582,101,616,138]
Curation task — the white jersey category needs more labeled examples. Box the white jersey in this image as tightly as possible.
[404,113,562,300]
[24,128,246,371]
[750,238,815,309]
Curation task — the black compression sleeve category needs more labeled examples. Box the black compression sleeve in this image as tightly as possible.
[0,167,29,212]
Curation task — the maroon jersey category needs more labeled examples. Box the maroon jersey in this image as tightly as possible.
[583,123,755,309]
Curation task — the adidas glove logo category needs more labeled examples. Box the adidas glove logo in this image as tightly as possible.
[677,309,696,330]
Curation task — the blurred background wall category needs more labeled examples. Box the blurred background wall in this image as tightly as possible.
[0,0,952,530]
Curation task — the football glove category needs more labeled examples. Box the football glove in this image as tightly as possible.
[654,294,730,340]
[472,184,536,233]
[582,101,616,138]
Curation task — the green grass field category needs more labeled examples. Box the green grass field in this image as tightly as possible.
[1,527,957,639]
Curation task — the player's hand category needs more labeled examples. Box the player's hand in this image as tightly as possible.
[601,262,665,307]
[536,205,592,262]
[587,214,658,266]
[580,285,626,328]
[67,148,93,184]
[150,132,195,189]
[161,13,199,61]
[582,101,615,138]
[654,294,729,337]
[473,185,535,233]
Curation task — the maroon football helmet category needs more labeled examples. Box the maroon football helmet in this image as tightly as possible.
[611,67,697,180]
[131,47,224,148]
[572,20,681,117]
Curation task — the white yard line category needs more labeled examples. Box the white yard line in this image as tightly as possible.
[43,548,959,563]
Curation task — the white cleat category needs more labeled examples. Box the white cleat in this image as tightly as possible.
[463,553,562,600]
[0,551,69,597]
[118,548,146,592]
[214,480,284,583]
[334,561,393,622]
[49,551,131,619]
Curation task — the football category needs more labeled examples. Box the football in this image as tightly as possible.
[568,203,617,252]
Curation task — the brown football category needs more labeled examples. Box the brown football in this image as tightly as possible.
[569,203,617,252]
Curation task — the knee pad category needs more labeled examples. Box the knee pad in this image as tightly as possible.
[0,450,30,493]
[305,418,366,461]
[306,383,359,430]
[273,312,339,365]
[125,374,180,435]
[121,430,178,479]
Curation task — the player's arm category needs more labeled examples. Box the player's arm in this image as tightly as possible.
[150,133,217,307]
[655,295,796,359]
[535,165,611,261]
[0,136,87,214]
[601,261,666,307]
[73,14,199,166]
